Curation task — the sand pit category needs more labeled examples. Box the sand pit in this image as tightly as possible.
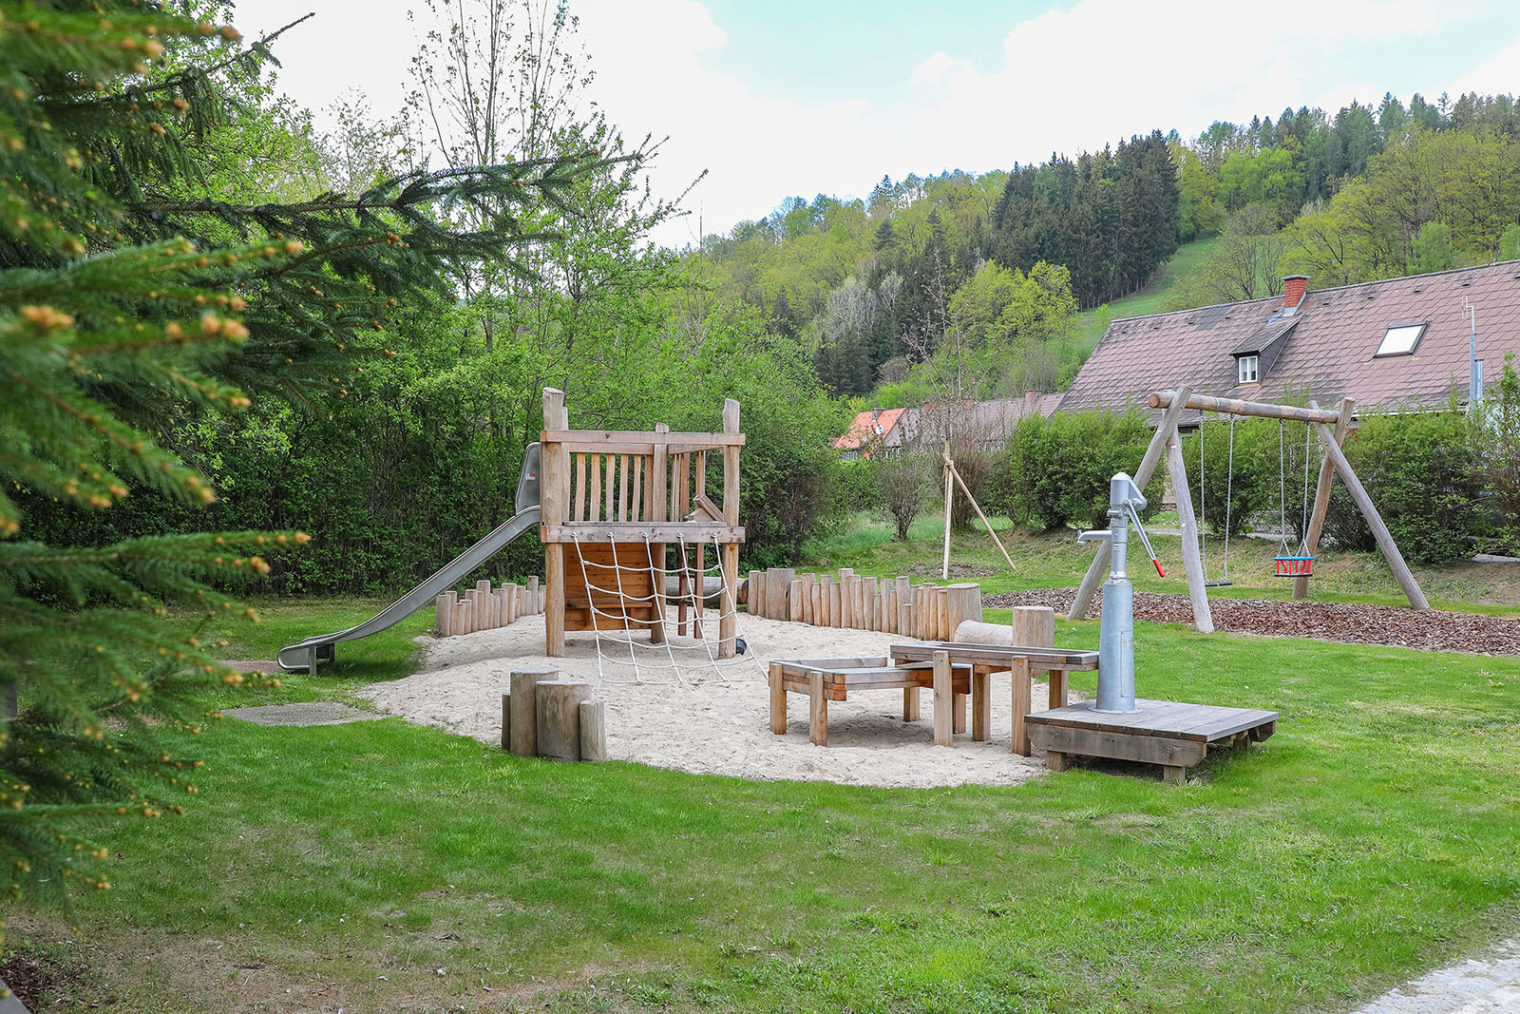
[358,614,1068,789]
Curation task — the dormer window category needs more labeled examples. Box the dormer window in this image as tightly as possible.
[1376,322,1426,357]
[1237,354,1259,384]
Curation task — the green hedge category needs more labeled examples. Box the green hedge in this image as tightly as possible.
[1000,409,1162,530]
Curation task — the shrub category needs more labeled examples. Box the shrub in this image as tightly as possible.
[837,459,882,516]
[876,453,931,540]
[1186,416,1315,539]
[1469,353,1520,553]
[1322,409,1486,565]
[1002,410,1161,530]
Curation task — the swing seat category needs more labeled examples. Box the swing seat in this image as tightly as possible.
[1204,579,1233,588]
[1274,556,1314,578]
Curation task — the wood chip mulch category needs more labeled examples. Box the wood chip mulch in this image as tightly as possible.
[984,588,1520,657]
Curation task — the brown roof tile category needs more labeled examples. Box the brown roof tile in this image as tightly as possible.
[1060,261,1520,415]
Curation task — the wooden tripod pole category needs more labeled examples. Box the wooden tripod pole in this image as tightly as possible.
[941,440,953,581]
[944,451,1018,574]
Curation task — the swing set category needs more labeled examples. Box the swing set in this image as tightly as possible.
[1196,412,1317,585]
[1069,385,1430,633]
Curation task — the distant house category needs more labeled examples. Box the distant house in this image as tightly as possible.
[1059,262,1520,417]
[833,407,908,460]
[904,392,1063,451]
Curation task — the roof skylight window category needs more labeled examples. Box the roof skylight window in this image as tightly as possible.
[1376,322,1426,357]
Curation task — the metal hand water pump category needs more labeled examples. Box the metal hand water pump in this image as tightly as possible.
[1077,473,1162,714]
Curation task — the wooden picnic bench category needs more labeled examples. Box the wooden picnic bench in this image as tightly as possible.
[768,655,974,747]
[888,642,1101,756]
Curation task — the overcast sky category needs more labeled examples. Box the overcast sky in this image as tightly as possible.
[241,0,1520,248]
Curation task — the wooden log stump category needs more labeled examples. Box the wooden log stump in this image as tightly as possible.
[829,578,842,628]
[527,575,540,614]
[789,579,804,623]
[818,573,833,626]
[1013,606,1060,709]
[932,650,954,747]
[809,579,822,627]
[437,591,457,636]
[896,576,912,636]
[748,569,763,615]
[800,573,816,624]
[501,692,511,750]
[509,668,557,758]
[579,699,608,762]
[944,583,982,639]
[454,599,472,636]
[536,680,591,761]
[767,568,796,620]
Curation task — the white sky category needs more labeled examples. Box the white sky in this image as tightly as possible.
[242,0,1520,249]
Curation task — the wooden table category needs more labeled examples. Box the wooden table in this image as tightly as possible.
[888,642,1101,756]
[769,655,974,747]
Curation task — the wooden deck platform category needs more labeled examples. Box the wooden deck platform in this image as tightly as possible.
[1025,698,1277,783]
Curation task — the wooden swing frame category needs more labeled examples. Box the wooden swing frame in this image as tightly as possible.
[1067,386,1430,632]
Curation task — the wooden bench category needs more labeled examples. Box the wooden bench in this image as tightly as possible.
[768,654,974,747]
[888,642,1101,756]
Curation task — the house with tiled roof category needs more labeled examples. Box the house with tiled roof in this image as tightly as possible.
[833,407,908,459]
[1059,262,1520,417]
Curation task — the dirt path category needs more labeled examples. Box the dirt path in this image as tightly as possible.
[985,588,1520,656]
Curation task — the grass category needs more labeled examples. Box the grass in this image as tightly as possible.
[1069,237,1220,362]
[803,509,1520,614]
[8,522,1520,1011]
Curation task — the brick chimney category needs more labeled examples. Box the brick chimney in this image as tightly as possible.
[1283,275,1309,313]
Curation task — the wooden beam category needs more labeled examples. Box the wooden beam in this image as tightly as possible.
[945,456,1017,573]
[539,523,745,544]
[1293,398,1354,600]
[1313,420,1430,610]
[1070,384,1192,620]
[1148,389,1342,425]
[1166,422,1215,633]
[541,428,745,448]
[542,389,569,657]
[941,441,953,581]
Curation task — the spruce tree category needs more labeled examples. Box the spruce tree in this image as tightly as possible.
[0,1,616,935]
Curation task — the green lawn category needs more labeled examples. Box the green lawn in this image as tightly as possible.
[8,543,1520,1012]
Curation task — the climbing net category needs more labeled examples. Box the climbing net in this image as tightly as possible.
[568,533,768,687]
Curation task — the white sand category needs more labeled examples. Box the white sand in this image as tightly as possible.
[358,614,1066,789]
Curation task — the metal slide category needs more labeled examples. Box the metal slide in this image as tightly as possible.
[278,442,544,673]
[276,505,542,673]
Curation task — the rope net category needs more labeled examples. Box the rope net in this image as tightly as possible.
[568,533,767,687]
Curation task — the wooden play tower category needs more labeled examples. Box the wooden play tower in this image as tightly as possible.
[538,388,745,658]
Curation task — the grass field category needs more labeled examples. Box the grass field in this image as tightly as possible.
[1069,237,1220,364]
[7,517,1520,1012]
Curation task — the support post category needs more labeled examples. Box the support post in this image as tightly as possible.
[932,650,953,747]
[578,700,608,762]
[1314,421,1430,610]
[719,398,740,658]
[1165,421,1214,633]
[1294,399,1354,600]
[509,668,557,758]
[941,441,954,581]
[542,388,569,656]
[1070,385,1192,620]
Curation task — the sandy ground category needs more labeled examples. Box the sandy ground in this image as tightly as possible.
[358,614,1063,789]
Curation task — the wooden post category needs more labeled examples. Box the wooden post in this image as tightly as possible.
[808,671,827,747]
[719,398,741,659]
[769,568,795,621]
[884,581,897,634]
[526,576,539,613]
[789,579,804,623]
[859,577,876,630]
[829,579,842,628]
[477,580,493,628]
[935,586,949,641]
[932,650,953,747]
[1070,384,1192,620]
[436,591,456,636]
[542,388,569,657]
[536,680,590,761]
[509,668,556,758]
[971,668,991,741]
[453,599,471,636]
[1294,399,1354,600]
[903,684,920,722]
[768,663,787,734]
[896,576,912,636]
[1165,420,1215,634]
[941,441,953,581]
[809,580,822,626]
[650,422,669,645]
[578,699,608,762]
[1013,606,1060,711]
[944,583,983,638]
[500,693,511,750]
[947,458,1018,574]
[748,569,763,615]
[799,573,815,624]
[1011,657,1032,756]
[1314,420,1430,610]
